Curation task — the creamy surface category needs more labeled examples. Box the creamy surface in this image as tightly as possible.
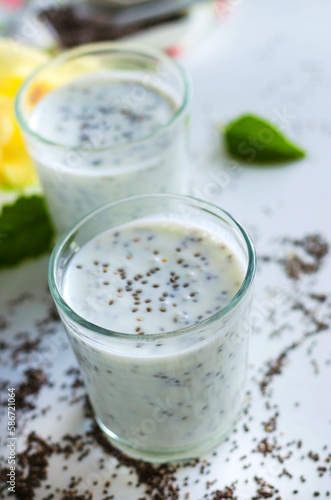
[61,219,251,458]
[29,78,176,153]
[27,74,187,234]
[63,220,244,333]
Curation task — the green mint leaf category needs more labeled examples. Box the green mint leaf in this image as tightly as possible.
[0,196,54,268]
[224,114,305,163]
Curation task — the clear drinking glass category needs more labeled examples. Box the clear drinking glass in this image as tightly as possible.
[49,194,256,462]
[15,43,189,235]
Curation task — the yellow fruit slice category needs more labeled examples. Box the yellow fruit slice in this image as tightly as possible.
[0,96,14,147]
[0,39,48,79]
[0,39,49,191]
[0,154,37,189]
[0,75,25,99]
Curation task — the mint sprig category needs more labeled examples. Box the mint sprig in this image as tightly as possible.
[223,114,305,163]
[0,196,54,268]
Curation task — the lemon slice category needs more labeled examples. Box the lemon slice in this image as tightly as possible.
[0,39,49,191]
[0,95,14,147]
[0,39,48,80]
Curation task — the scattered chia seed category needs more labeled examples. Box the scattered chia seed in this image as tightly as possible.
[256,439,275,456]
[261,234,329,280]
[0,432,53,500]
[1,368,50,411]
[308,451,319,462]
[264,414,278,433]
[309,293,327,303]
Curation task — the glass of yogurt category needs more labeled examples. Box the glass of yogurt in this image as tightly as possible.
[15,43,189,235]
[49,194,256,462]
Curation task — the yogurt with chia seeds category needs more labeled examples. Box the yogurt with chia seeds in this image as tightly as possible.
[59,218,252,460]
[26,74,187,234]
[17,43,189,236]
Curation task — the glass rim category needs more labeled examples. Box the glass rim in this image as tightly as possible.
[49,194,257,342]
[15,42,190,154]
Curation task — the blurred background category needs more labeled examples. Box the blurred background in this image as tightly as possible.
[0,0,224,55]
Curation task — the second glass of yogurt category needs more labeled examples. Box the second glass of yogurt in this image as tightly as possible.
[15,43,189,234]
[49,194,256,462]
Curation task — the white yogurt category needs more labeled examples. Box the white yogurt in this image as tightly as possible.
[29,79,176,148]
[60,219,252,460]
[63,220,244,332]
[27,75,187,234]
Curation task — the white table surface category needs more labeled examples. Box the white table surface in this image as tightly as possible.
[1,0,331,498]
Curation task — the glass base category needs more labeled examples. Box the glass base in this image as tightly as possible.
[95,411,242,464]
